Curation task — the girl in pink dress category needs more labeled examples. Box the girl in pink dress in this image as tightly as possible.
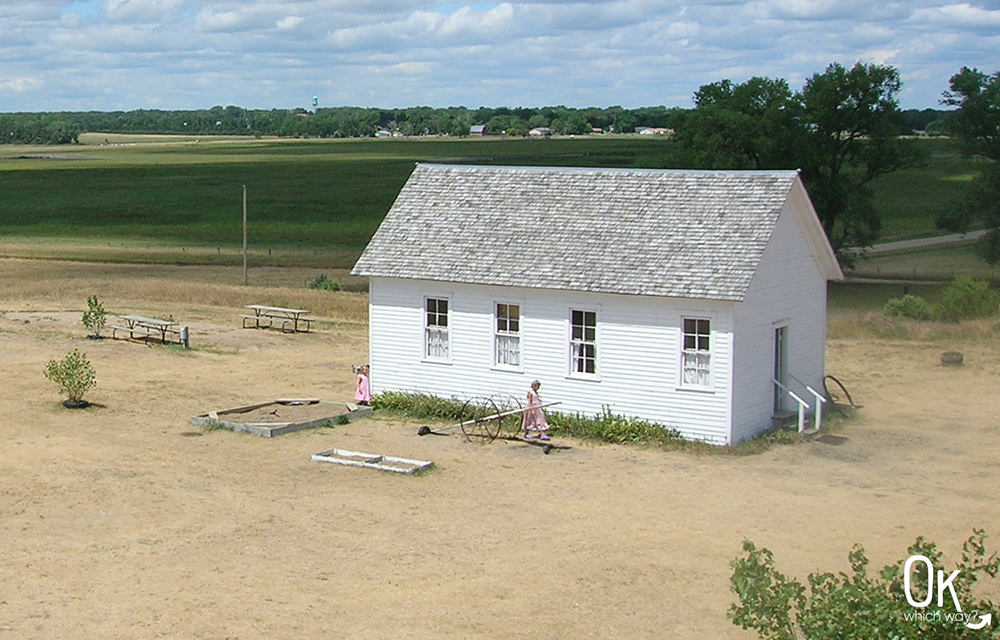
[354,365,371,405]
[522,380,550,440]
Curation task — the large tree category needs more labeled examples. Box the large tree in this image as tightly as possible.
[937,67,1000,265]
[674,62,923,260]
[672,77,801,170]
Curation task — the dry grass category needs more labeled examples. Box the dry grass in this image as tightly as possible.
[0,258,368,323]
[10,256,1000,342]
[828,310,1000,344]
[2,254,1000,640]
[850,243,1000,282]
[0,239,363,270]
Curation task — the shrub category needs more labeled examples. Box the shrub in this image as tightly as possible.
[373,393,806,453]
[936,276,1000,322]
[43,349,97,404]
[729,530,999,640]
[883,294,933,320]
[547,406,684,445]
[307,274,341,291]
[371,392,468,421]
[81,295,108,337]
[373,392,686,446]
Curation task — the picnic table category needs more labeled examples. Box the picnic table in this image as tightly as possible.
[112,315,189,347]
[242,305,313,333]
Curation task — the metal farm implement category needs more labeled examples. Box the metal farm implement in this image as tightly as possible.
[417,394,566,454]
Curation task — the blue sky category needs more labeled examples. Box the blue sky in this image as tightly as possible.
[1,0,998,112]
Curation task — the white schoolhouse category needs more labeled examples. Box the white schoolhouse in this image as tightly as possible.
[351,164,843,444]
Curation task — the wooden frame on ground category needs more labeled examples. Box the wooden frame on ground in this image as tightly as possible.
[190,399,372,437]
[311,448,433,474]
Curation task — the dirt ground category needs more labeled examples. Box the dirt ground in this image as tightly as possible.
[1,258,998,640]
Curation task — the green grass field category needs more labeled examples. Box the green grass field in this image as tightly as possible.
[0,134,989,275]
[0,135,678,266]
[851,243,1000,281]
[827,280,947,312]
[870,137,991,241]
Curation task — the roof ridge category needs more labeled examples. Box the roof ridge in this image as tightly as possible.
[416,163,800,177]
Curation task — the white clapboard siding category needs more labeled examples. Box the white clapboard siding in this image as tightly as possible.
[357,167,843,445]
[730,188,830,442]
[369,277,736,443]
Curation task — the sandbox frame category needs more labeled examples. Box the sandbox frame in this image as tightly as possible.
[190,399,373,437]
[311,449,434,474]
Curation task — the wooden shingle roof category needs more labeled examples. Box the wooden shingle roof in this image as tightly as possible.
[352,164,834,301]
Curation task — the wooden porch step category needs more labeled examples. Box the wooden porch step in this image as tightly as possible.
[771,410,798,429]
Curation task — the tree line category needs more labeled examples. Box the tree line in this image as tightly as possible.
[0,103,948,146]
[0,104,684,144]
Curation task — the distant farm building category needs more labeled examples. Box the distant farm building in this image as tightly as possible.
[470,125,488,136]
[636,127,673,136]
[528,127,552,137]
[352,164,842,444]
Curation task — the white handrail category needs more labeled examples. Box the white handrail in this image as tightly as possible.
[804,385,826,431]
[783,376,828,431]
[774,378,809,432]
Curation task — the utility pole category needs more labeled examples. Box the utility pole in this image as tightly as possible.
[242,184,248,286]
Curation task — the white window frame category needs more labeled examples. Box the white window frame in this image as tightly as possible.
[424,296,451,362]
[493,302,522,370]
[679,316,712,389]
[568,308,599,378]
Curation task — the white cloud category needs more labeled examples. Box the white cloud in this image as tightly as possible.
[0,2,63,21]
[0,77,42,93]
[438,3,516,36]
[664,20,699,40]
[366,60,433,76]
[328,11,441,49]
[50,22,192,53]
[910,3,1000,28]
[0,0,995,112]
[276,15,305,30]
[195,7,250,31]
[103,0,184,23]
[849,22,894,44]
[859,48,901,65]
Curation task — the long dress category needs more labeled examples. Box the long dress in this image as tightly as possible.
[521,387,549,432]
[354,372,371,404]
